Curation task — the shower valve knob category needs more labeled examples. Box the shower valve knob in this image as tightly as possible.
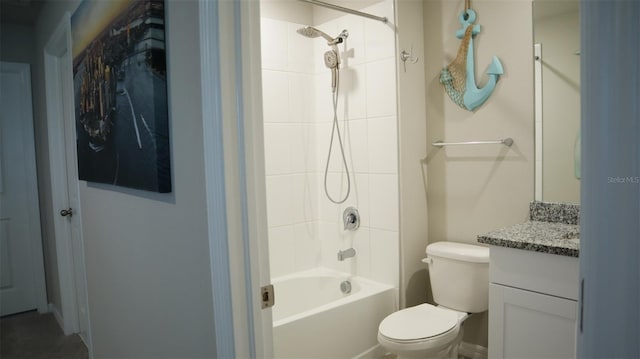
[343,207,360,231]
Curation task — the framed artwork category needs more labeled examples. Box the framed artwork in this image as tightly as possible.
[71,0,171,193]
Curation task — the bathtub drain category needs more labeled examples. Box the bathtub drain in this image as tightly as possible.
[340,280,352,294]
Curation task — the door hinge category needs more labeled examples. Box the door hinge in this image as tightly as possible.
[261,284,275,309]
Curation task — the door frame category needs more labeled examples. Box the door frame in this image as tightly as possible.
[0,61,49,315]
[43,11,93,353]
[198,0,272,357]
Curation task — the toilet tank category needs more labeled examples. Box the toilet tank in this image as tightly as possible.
[425,241,490,313]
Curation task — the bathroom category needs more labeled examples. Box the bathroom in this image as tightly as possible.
[0,0,634,356]
[257,0,581,357]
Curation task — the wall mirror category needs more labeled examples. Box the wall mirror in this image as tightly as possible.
[533,0,580,204]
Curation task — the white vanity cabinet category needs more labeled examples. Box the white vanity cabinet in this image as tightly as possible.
[488,245,580,359]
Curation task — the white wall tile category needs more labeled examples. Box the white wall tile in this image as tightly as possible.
[312,40,328,75]
[314,123,330,173]
[369,174,399,231]
[291,174,318,223]
[262,70,290,123]
[317,174,370,230]
[265,175,295,227]
[317,122,353,174]
[365,58,397,118]
[319,221,348,272]
[318,118,368,175]
[351,227,371,278]
[370,229,399,287]
[317,173,338,223]
[313,74,335,123]
[290,123,316,173]
[288,73,314,124]
[293,222,321,271]
[261,18,289,71]
[343,118,368,174]
[336,16,365,66]
[369,0,395,20]
[340,173,370,229]
[263,123,292,175]
[363,0,396,62]
[322,171,351,211]
[289,123,306,173]
[269,225,295,277]
[339,64,367,120]
[288,23,314,73]
[368,116,398,174]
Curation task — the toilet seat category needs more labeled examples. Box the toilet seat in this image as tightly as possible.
[377,304,462,354]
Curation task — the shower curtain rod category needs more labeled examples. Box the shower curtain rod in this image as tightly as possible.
[298,0,388,23]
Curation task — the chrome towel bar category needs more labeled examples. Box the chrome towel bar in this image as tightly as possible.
[432,137,514,147]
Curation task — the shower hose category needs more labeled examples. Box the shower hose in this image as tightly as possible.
[323,68,351,204]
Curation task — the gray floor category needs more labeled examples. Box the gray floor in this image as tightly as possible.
[0,310,88,359]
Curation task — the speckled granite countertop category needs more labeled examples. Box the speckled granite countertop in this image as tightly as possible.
[477,202,580,257]
[478,221,579,257]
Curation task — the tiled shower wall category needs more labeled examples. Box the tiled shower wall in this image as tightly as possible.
[261,0,398,288]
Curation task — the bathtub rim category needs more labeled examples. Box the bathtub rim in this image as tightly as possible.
[271,267,395,327]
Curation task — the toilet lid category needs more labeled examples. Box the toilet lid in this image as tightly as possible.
[379,304,459,341]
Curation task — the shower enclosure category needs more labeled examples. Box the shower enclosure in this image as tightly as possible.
[260,0,400,357]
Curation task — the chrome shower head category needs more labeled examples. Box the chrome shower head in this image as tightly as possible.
[296,26,334,44]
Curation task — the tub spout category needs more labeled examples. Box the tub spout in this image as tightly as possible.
[337,248,356,261]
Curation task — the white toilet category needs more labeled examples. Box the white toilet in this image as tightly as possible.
[377,241,489,358]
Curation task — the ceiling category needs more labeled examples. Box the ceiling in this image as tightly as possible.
[0,0,44,26]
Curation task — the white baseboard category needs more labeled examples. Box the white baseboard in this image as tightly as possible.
[459,342,488,359]
[48,303,64,332]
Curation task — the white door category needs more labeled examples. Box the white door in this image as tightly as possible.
[58,50,91,340]
[0,62,48,316]
[44,12,91,345]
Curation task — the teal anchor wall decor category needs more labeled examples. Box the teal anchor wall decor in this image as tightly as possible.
[440,8,503,111]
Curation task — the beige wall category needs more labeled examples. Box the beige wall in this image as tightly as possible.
[423,0,535,347]
[396,0,430,308]
[32,1,217,356]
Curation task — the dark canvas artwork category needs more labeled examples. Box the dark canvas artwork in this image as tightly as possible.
[71,0,171,193]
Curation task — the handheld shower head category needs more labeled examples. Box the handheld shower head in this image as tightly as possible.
[296,26,350,92]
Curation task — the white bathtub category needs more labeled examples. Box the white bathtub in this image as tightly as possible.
[272,268,396,359]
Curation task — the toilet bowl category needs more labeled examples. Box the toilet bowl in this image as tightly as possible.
[377,242,489,359]
[377,304,468,358]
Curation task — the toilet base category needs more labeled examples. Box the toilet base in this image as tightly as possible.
[395,345,451,359]
[385,321,465,359]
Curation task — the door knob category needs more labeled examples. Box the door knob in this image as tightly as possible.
[60,208,73,217]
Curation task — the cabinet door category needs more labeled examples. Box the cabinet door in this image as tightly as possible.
[489,283,577,359]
